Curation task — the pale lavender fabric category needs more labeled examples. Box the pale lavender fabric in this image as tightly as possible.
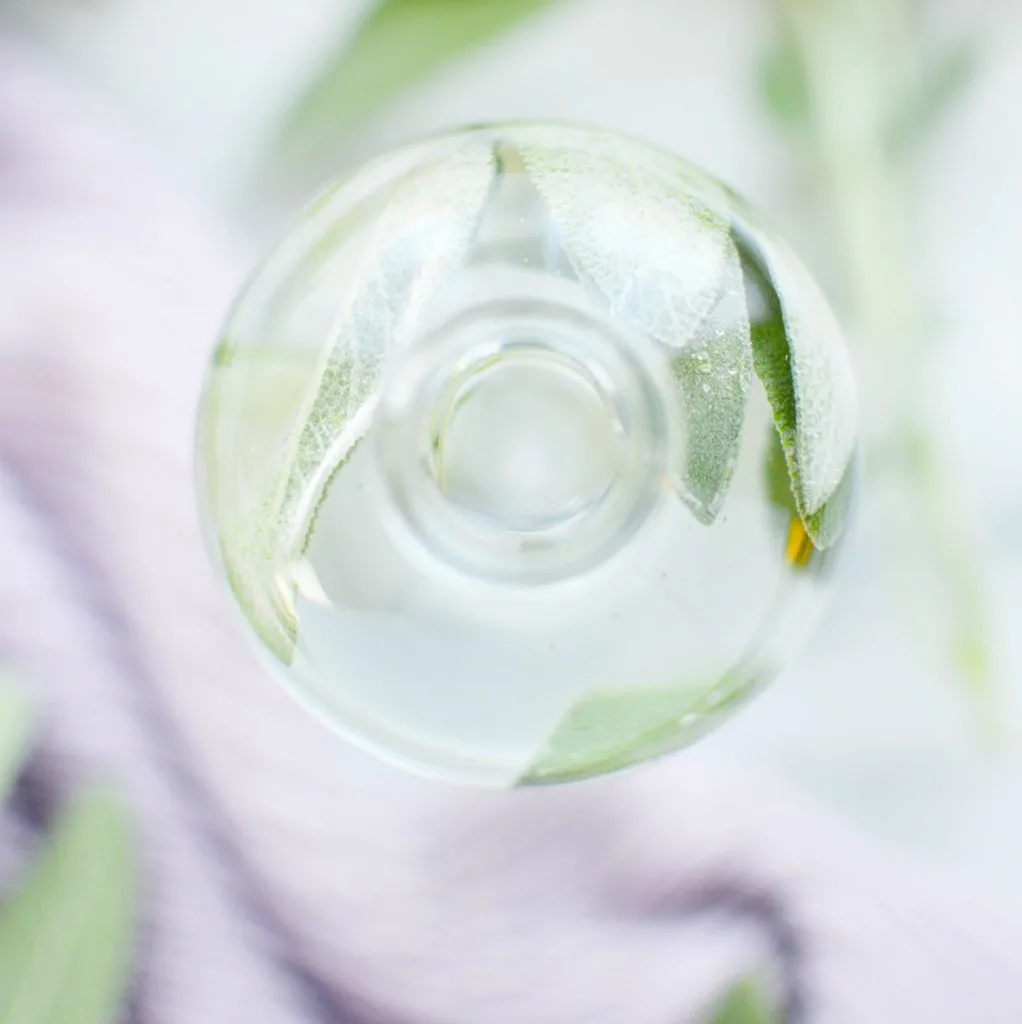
[2,37,1022,1024]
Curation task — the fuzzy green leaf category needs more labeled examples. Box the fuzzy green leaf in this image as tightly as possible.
[669,244,752,524]
[705,978,780,1024]
[0,678,33,805]
[0,790,137,1024]
[214,145,496,664]
[764,426,842,575]
[763,428,797,517]
[520,688,704,785]
[522,132,752,521]
[734,224,856,549]
[522,137,733,351]
[275,0,554,164]
[275,144,497,554]
[804,457,855,550]
[201,344,321,664]
[520,671,759,785]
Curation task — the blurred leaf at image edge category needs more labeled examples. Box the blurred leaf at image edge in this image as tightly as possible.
[706,977,781,1023]
[275,0,556,168]
[0,676,137,1024]
[0,790,137,1024]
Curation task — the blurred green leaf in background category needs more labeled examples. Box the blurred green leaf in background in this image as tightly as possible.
[886,37,981,158]
[758,27,812,143]
[0,677,137,1024]
[705,977,781,1024]
[275,0,556,168]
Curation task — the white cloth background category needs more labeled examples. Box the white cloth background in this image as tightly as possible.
[2,37,1022,1024]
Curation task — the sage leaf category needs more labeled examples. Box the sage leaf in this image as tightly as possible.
[274,0,554,165]
[705,978,780,1024]
[0,679,32,804]
[202,345,323,665]
[520,670,760,785]
[522,133,752,522]
[226,144,496,662]
[521,135,734,351]
[764,428,838,574]
[763,428,797,517]
[520,687,704,785]
[276,144,496,544]
[669,244,752,524]
[0,790,136,1024]
[804,458,855,551]
[734,223,856,549]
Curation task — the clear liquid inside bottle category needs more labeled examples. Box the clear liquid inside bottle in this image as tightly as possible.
[197,124,857,785]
